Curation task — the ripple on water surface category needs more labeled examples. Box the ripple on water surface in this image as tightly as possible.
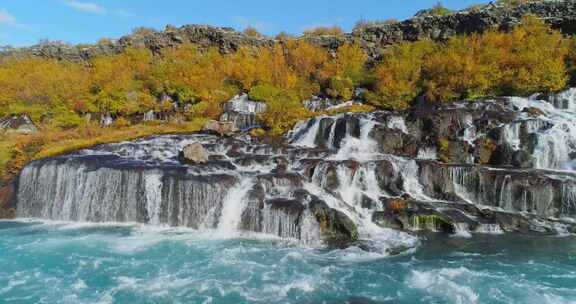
[0,220,575,304]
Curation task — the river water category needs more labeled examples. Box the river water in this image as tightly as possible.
[1,219,575,304]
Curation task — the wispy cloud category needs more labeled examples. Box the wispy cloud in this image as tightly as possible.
[114,9,135,18]
[63,1,134,17]
[63,0,107,15]
[0,9,30,30]
[0,10,19,27]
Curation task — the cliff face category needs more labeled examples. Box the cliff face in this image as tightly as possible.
[3,1,576,61]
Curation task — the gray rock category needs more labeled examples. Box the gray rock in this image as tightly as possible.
[0,115,38,134]
[203,120,239,136]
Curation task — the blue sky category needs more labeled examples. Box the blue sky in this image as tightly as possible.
[0,0,488,47]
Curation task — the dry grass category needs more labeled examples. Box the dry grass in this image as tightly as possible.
[0,118,207,183]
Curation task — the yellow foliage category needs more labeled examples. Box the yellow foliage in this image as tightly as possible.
[372,16,569,105]
[243,27,263,38]
[259,93,312,136]
[369,40,436,108]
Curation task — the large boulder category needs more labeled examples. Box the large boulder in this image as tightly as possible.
[203,120,239,136]
[179,143,209,164]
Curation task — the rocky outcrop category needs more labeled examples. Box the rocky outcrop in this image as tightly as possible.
[1,25,275,61]
[4,1,576,61]
[202,120,239,136]
[0,115,38,134]
[219,94,267,130]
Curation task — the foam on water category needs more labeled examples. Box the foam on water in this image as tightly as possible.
[1,221,575,304]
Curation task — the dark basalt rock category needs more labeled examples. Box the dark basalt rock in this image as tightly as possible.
[418,161,576,218]
[374,160,404,196]
[307,196,359,248]
[369,125,419,158]
[266,198,305,215]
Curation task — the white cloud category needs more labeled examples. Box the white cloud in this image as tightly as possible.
[0,10,18,26]
[63,1,107,15]
[62,1,134,17]
[114,9,135,18]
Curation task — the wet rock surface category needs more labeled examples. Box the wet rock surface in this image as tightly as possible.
[11,88,576,250]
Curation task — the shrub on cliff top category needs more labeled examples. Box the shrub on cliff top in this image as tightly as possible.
[303,26,345,37]
[243,27,263,38]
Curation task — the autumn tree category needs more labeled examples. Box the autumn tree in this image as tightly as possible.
[320,42,368,100]
[303,26,345,37]
[243,27,263,38]
[369,40,435,108]
[90,48,154,115]
[499,16,568,95]
[423,34,503,102]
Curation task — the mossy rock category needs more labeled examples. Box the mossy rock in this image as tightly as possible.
[410,214,454,233]
[310,199,358,248]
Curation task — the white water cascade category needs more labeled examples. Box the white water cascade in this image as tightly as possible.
[217,178,255,233]
[15,89,576,251]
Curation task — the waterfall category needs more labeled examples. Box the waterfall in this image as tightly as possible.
[217,178,255,233]
[498,175,513,211]
[461,115,477,144]
[15,92,576,246]
[502,122,521,150]
[261,200,303,240]
[507,94,576,171]
[144,171,163,225]
[474,224,504,234]
[386,116,408,134]
[290,117,322,148]
[332,117,378,161]
[223,94,267,114]
[417,147,438,160]
[399,159,430,201]
[449,166,477,204]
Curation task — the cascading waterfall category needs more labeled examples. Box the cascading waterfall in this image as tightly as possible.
[15,88,576,250]
[506,95,576,170]
[144,171,163,225]
[498,175,513,211]
[217,178,255,233]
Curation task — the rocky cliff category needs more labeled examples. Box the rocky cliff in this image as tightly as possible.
[3,1,576,61]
